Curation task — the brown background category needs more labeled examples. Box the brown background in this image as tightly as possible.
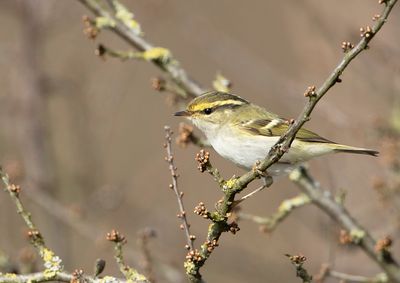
[0,1,399,282]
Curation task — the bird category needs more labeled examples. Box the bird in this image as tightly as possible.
[174,91,378,177]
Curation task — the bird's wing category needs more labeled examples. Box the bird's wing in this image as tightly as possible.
[239,118,334,143]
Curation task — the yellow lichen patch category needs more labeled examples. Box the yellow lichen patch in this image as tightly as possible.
[184,260,197,276]
[4,273,17,278]
[100,276,119,283]
[41,248,55,262]
[278,194,310,212]
[43,268,57,279]
[350,229,366,244]
[125,268,147,282]
[95,17,116,29]
[113,0,142,35]
[224,178,237,189]
[40,248,63,278]
[142,47,171,62]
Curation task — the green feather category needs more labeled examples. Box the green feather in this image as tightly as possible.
[233,104,334,143]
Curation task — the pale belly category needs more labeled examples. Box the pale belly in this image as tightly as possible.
[207,130,332,176]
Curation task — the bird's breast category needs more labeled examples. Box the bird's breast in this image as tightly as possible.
[207,127,279,169]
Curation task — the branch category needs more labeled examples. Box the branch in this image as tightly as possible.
[1,169,48,258]
[0,271,93,283]
[315,264,388,283]
[329,270,387,283]
[184,1,398,279]
[106,230,149,282]
[77,0,205,97]
[237,194,311,232]
[286,254,313,283]
[290,167,400,282]
[232,0,399,194]
[137,228,157,283]
[164,126,195,251]
[0,167,149,283]
[77,1,399,282]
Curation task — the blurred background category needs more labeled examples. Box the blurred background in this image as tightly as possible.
[0,1,399,282]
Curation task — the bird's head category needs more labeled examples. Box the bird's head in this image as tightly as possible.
[174,91,249,132]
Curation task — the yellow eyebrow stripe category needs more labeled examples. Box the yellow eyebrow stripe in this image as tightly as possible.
[190,99,245,112]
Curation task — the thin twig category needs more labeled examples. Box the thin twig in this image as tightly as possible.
[237,194,311,232]
[315,264,388,283]
[77,0,205,97]
[236,184,268,204]
[286,254,313,283]
[137,228,157,283]
[106,230,149,282]
[290,166,400,282]
[0,167,148,283]
[164,126,194,251]
[0,169,47,254]
[329,270,387,283]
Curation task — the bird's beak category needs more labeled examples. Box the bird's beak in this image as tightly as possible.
[174,110,191,117]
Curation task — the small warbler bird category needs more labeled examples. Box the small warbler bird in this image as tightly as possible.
[175,91,378,176]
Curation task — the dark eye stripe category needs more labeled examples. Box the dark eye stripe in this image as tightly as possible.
[196,103,241,114]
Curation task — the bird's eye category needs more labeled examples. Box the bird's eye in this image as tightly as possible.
[203,108,213,115]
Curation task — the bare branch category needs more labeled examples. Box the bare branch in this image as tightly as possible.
[290,167,400,282]
[164,126,195,251]
[315,264,387,283]
[77,0,205,97]
[286,254,313,283]
[106,230,149,282]
[137,228,157,283]
[238,194,311,232]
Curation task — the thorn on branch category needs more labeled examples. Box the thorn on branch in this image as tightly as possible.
[341,41,354,53]
[379,0,388,4]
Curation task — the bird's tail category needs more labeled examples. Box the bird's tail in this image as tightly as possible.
[332,144,379,157]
